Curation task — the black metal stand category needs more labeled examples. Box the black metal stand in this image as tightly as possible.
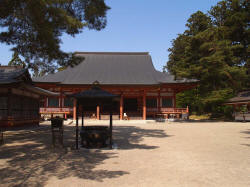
[82,108,84,128]
[51,118,64,147]
[71,86,118,150]
[109,109,113,149]
[0,129,4,145]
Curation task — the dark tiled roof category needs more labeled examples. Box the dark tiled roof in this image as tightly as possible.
[33,52,198,85]
[0,66,57,96]
[0,66,29,84]
[226,91,250,104]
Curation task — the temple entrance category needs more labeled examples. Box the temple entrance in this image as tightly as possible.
[124,98,138,112]
[102,100,119,113]
[79,101,120,120]
[123,98,142,119]
[100,101,120,120]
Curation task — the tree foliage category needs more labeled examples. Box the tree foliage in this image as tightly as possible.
[0,0,110,74]
[8,51,26,68]
[166,0,250,116]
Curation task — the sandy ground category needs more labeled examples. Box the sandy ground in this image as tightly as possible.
[0,121,249,187]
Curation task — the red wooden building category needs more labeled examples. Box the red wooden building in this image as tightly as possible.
[0,66,57,127]
[33,52,198,120]
[224,91,250,121]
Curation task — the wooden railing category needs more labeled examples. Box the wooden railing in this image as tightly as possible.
[147,108,188,113]
[234,112,250,115]
[234,112,250,121]
[40,107,188,114]
[40,107,73,113]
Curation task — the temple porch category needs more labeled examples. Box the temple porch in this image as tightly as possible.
[39,86,191,120]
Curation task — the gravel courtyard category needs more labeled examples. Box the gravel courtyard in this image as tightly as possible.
[0,121,249,187]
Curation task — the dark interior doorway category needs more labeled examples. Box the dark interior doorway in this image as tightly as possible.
[83,105,96,112]
[102,101,119,113]
[124,98,138,112]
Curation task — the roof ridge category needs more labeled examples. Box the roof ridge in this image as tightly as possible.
[74,52,149,55]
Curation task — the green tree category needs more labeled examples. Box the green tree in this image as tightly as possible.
[166,0,249,117]
[8,51,26,68]
[209,0,250,87]
[0,0,110,74]
[185,11,212,36]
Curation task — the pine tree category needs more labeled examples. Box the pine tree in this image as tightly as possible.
[0,0,110,74]
[166,0,249,117]
[8,51,26,68]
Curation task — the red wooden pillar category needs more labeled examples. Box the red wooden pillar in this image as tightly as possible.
[120,93,123,120]
[173,90,176,108]
[157,89,161,112]
[73,99,77,120]
[143,90,146,120]
[59,88,63,116]
[7,88,11,117]
[7,88,12,126]
[97,105,100,120]
[44,97,47,107]
[59,88,63,108]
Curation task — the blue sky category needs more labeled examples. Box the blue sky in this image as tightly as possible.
[0,0,220,71]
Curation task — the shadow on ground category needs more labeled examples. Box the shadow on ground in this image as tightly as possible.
[113,125,172,150]
[240,129,250,147]
[174,119,233,123]
[0,123,171,186]
[0,125,127,187]
[240,129,250,135]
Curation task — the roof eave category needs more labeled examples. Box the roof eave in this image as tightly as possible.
[224,101,250,105]
[22,84,59,96]
[32,81,61,84]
